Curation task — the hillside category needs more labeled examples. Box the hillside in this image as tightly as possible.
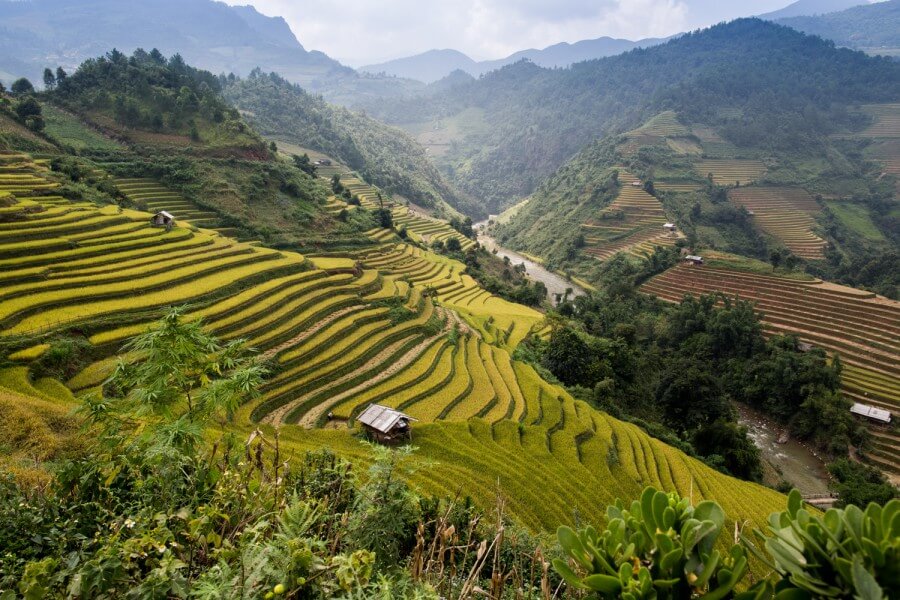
[0,150,790,536]
[777,0,900,56]
[366,19,900,214]
[497,102,897,290]
[223,72,481,219]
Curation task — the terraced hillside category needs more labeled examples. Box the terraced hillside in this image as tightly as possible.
[581,170,678,261]
[1,149,792,532]
[113,177,235,235]
[695,159,767,186]
[641,264,900,478]
[729,187,827,259]
[861,103,900,138]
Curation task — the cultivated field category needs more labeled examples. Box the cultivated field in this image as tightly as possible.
[641,264,900,477]
[581,169,677,261]
[860,103,900,138]
[0,150,791,531]
[729,187,827,259]
[695,159,766,186]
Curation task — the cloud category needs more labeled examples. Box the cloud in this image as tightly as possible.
[229,0,782,65]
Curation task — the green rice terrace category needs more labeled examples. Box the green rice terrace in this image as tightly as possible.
[0,149,792,532]
[728,187,827,259]
[641,261,900,479]
[581,168,679,261]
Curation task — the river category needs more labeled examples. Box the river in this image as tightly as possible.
[735,403,831,496]
[474,219,587,306]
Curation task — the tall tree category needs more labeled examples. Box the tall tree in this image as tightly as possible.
[54,66,67,85]
[42,67,56,90]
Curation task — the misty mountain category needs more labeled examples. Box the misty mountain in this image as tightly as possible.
[758,0,870,20]
[777,0,900,55]
[0,0,427,106]
[360,36,666,84]
[364,19,900,213]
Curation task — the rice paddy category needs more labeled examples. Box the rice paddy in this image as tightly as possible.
[1,150,792,533]
[641,263,900,477]
[581,169,678,261]
[729,187,827,259]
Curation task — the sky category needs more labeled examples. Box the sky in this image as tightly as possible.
[227,0,797,65]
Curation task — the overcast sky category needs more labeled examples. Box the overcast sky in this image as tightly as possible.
[226,0,798,65]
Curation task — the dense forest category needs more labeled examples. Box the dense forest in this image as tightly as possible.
[223,72,482,219]
[366,19,900,212]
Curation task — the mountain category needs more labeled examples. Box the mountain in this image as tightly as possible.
[360,36,666,84]
[360,49,480,84]
[223,72,482,218]
[364,18,900,213]
[758,0,870,20]
[777,0,900,55]
[0,0,426,106]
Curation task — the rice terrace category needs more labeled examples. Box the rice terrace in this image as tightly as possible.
[0,1,898,598]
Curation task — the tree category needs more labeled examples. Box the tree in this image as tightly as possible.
[14,96,41,120]
[828,459,898,507]
[92,308,267,459]
[292,153,317,176]
[655,361,729,433]
[55,66,67,85]
[0,81,5,94]
[42,68,55,91]
[692,419,762,480]
[14,97,44,131]
[543,326,592,387]
[445,237,462,252]
[769,248,783,271]
[10,78,34,95]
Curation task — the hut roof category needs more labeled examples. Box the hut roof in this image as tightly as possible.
[157,211,174,220]
[684,255,703,261]
[664,222,676,228]
[357,404,416,433]
[850,402,892,423]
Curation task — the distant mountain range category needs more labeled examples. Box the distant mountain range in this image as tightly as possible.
[359,36,668,84]
[776,0,900,56]
[758,0,870,20]
[0,0,431,106]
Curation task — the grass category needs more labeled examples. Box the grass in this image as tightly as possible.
[41,104,123,151]
[826,201,887,242]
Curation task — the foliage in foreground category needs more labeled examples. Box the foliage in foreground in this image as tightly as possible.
[555,487,899,600]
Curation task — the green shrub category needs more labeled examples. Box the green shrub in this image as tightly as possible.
[553,486,754,599]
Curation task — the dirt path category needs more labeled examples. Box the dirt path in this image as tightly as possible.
[260,305,365,361]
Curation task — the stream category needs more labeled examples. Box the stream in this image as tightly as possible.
[474,219,587,305]
[736,403,832,495]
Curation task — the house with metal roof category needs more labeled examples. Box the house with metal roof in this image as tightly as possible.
[356,404,416,443]
[850,402,892,424]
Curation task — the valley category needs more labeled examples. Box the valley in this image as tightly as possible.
[0,3,898,598]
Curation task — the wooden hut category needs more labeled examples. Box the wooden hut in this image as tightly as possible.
[663,222,677,233]
[150,211,175,230]
[357,404,416,443]
[682,255,704,266]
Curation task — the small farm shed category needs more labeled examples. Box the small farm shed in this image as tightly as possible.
[663,222,677,232]
[850,402,892,425]
[150,211,175,229]
[315,159,332,166]
[682,255,704,265]
[357,404,416,443]
[631,180,642,187]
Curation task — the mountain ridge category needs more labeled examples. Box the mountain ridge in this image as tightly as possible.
[360,35,667,84]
